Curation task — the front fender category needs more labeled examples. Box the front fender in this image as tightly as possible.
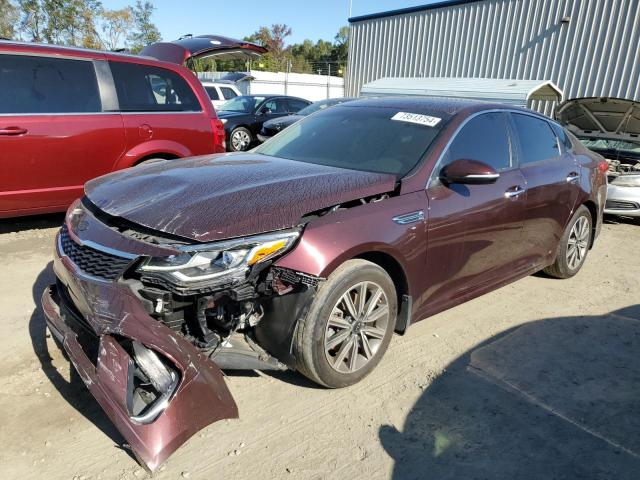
[275,192,428,301]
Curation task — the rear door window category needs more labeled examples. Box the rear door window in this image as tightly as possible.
[0,54,100,114]
[511,113,561,164]
[205,86,220,100]
[262,98,288,114]
[442,112,512,171]
[109,61,201,112]
[287,99,310,112]
[220,87,238,100]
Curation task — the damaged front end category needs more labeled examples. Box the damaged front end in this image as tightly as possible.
[42,199,323,471]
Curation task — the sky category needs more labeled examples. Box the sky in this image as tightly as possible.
[101,0,439,44]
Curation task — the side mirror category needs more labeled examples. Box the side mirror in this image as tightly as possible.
[440,158,500,185]
[258,107,271,116]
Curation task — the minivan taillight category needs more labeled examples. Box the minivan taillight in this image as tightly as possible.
[211,118,226,152]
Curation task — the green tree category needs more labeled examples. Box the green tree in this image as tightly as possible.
[18,0,45,41]
[128,0,160,53]
[100,7,133,50]
[0,0,19,39]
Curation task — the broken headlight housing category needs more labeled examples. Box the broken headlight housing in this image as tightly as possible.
[137,229,300,287]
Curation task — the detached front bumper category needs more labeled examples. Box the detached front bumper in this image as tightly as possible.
[42,235,238,472]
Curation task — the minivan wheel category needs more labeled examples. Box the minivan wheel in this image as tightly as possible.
[229,127,253,152]
[543,205,592,279]
[293,259,397,388]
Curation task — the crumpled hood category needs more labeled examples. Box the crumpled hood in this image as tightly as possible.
[85,153,397,243]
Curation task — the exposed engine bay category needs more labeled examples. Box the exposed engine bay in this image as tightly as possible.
[606,157,640,179]
[87,192,393,372]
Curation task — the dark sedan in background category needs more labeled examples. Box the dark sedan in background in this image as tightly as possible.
[217,94,311,151]
[258,97,355,142]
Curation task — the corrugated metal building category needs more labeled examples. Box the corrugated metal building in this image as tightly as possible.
[346,0,640,114]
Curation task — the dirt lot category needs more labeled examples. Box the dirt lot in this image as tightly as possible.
[1,215,639,480]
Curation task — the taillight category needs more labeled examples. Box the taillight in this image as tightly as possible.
[211,118,226,152]
[598,160,609,174]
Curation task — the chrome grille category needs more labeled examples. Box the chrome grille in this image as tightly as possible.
[59,224,133,280]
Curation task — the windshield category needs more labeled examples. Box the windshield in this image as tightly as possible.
[578,137,640,158]
[254,106,446,177]
[219,96,265,113]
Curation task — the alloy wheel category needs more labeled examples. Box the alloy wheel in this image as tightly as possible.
[324,281,390,374]
[231,130,251,150]
[566,216,589,270]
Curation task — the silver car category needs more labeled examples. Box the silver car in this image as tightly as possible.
[557,97,640,217]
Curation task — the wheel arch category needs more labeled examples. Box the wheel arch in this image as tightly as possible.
[353,251,412,334]
[581,199,598,249]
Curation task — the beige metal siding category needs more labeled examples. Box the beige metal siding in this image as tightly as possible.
[347,0,640,115]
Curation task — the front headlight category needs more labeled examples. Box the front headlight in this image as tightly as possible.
[220,118,228,124]
[137,230,299,286]
[611,175,640,187]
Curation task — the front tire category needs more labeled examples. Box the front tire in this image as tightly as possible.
[228,127,253,152]
[543,205,592,279]
[294,260,397,388]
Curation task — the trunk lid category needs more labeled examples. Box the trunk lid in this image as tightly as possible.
[85,153,397,242]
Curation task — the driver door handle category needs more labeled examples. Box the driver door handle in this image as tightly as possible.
[504,185,526,198]
[566,172,580,183]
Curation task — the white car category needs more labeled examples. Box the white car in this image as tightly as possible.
[201,81,241,109]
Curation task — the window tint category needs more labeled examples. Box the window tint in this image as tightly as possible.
[220,87,237,100]
[552,123,573,151]
[512,113,560,164]
[288,99,310,112]
[263,98,288,114]
[205,86,219,100]
[443,112,511,171]
[0,54,100,114]
[109,62,201,112]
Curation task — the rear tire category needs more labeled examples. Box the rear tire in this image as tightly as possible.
[543,205,592,279]
[293,260,397,388]
[228,127,253,152]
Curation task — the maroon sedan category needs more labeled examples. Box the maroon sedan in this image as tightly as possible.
[42,98,607,471]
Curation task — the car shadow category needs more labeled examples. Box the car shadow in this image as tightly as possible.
[0,212,65,234]
[604,213,640,226]
[28,263,132,460]
[380,305,640,479]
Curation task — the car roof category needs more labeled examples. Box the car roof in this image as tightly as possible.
[236,94,308,101]
[0,40,187,70]
[338,96,553,121]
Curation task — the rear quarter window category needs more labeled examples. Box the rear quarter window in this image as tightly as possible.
[220,87,237,100]
[0,54,100,114]
[109,61,202,112]
[205,86,220,100]
[512,113,561,164]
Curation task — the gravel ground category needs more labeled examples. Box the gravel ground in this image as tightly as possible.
[0,214,639,480]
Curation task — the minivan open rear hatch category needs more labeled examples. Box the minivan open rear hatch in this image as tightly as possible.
[140,35,268,66]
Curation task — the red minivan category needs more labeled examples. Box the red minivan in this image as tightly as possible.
[0,40,227,218]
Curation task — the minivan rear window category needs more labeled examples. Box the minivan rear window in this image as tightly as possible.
[0,54,100,114]
[109,61,201,112]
